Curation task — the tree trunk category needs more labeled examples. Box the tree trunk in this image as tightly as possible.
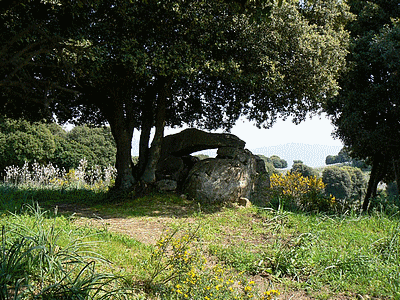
[137,86,155,178]
[362,155,387,212]
[393,158,400,197]
[106,99,136,191]
[141,79,169,183]
[363,157,379,212]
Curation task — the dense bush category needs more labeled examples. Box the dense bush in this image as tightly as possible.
[322,166,366,208]
[290,161,317,178]
[270,172,336,212]
[0,119,116,174]
[322,166,352,200]
[0,119,57,171]
[67,125,116,168]
[269,155,288,169]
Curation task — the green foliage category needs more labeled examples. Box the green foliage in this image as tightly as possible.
[0,119,116,172]
[290,161,317,178]
[325,148,369,169]
[325,0,400,188]
[326,148,351,165]
[322,166,366,207]
[322,166,352,200]
[270,172,335,212]
[0,204,128,299]
[269,155,288,169]
[341,166,366,199]
[0,119,57,171]
[66,125,116,168]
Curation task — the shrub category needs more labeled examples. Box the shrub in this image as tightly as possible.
[322,166,352,200]
[290,162,317,178]
[143,225,280,299]
[270,172,335,212]
[269,155,288,169]
[3,160,116,191]
[322,166,366,208]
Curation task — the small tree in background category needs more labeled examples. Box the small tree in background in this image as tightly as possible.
[322,166,352,200]
[269,155,288,169]
[326,148,351,165]
[325,147,369,169]
[322,166,366,209]
[0,119,57,172]
[291,161,317,178]
[341,166,366,200]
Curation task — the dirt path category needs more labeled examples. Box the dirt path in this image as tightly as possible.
[57,203,178,244]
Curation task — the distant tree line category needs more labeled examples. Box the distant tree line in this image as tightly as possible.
[258,155,287,170]
[326,148,369,169]
[0,118,116,176]
[326,148,351,165]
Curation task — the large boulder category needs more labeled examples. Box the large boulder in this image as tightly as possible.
[156,128,246,185]
[160,128,245,158]
[183,147,269,205]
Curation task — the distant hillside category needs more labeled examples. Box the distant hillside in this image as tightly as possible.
[251,143,342,168]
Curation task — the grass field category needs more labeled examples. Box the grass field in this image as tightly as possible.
[0,184,399,299]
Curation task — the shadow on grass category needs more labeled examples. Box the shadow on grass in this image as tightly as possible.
[0,184,227,219]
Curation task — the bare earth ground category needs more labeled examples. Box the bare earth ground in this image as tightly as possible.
[56,203,360,300]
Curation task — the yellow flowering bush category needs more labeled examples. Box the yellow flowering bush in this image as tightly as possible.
[145,226,280,300]
[270,172,336,212]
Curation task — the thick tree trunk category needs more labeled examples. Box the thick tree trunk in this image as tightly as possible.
[113,126,136,190]
[137,88,155,178]
[106,99,136,191]
[141,79,168,183]
[137,117,152,177]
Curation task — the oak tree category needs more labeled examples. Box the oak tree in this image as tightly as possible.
[1,0,352,191]
[325,0,400,210]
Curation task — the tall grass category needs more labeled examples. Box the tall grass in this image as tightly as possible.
[0,204,130,299]
[0,160,116,212]
[3,159,116,191]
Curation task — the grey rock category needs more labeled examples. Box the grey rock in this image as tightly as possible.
[183,148,269,205]
[156,179,178,192]
[161,128,245,159]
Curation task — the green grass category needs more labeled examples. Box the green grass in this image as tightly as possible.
[1,184,399,299]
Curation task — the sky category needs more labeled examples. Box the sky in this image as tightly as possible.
[229,113,343,149]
